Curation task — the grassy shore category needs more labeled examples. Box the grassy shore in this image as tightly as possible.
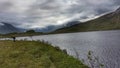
[0,32,44,38]
[0,40,88,68]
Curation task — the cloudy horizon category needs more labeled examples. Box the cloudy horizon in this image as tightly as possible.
[0,0,119,29]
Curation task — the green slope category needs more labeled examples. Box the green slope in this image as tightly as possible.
[52,7,120,33]
[0,41,88,68]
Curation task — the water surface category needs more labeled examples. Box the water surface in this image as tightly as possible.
[7,30,120,68]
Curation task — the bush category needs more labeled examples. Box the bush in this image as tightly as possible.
[26,30,35,33]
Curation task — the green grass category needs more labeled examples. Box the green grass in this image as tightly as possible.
[0,40,88,68]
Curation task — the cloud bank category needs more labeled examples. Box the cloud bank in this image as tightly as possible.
[0,0,119,29]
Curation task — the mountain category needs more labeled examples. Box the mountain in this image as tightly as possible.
[114,7,120,14]
[34,21,80,33]
[35,25,58,33]
[0,22,22,34]
[64,21,80,27]
[52,7,120,33]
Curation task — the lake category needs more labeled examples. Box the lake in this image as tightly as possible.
[3,30,120,68]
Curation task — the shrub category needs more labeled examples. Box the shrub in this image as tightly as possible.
[26,30,35,33]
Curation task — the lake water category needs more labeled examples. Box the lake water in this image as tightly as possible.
[2,30,120,68]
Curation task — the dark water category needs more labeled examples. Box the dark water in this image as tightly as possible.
[4,30,120,68]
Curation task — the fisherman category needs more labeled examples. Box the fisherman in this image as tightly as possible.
[12,37,16,42]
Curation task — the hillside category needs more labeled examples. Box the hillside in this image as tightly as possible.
[0,40,88,68]
[52,7,120,33]
[0,22,21,34]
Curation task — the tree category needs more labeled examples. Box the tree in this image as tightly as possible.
[26,30,35,33]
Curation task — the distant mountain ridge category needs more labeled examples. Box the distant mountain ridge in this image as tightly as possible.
[0,7,120,34]
[0,21,79,34]
[115,7,120,14]
[35,21,80,33]
[52,7,120,33]
[0,22,22,34]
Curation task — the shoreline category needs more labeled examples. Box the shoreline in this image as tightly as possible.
[0,40,89,68]
[0,29,120,38]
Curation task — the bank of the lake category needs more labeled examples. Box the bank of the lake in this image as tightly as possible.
[0,40,88,68]
[14,30,120,68]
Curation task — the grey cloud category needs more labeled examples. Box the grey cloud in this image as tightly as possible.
[0,0,119,29]
[0,1,13,12]
[114,0,120,5]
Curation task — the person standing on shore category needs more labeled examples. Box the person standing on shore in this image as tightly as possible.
[12,37,16,42]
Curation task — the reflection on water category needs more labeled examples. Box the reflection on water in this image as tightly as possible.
[3,30,120,68]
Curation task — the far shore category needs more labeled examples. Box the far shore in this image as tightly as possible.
[0,29,120,38]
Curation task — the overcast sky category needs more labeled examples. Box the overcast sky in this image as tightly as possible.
[0,0,119,29]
